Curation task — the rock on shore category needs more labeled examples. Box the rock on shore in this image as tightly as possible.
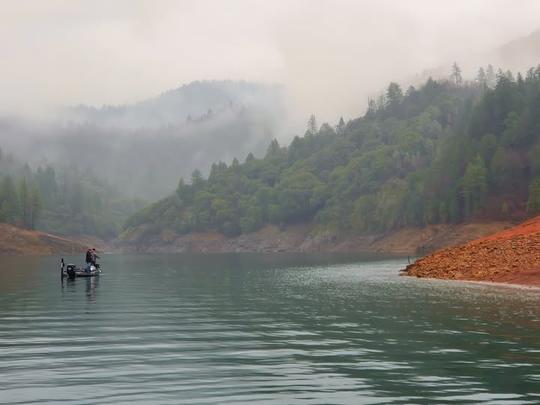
[404,216,540,286]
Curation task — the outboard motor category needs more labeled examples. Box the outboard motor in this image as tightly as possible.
[66,264,77,278]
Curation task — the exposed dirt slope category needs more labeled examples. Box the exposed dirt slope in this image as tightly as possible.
[404,216,540,286]
[0,223,87,255]
[119,221,511,254]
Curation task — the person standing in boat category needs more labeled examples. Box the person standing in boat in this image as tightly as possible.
[91,248,100,268]
[85,249,93,266]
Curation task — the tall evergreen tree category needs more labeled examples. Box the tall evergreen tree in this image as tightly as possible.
[0,176,19,223]
[307,114,318,135]
[336,117,346,134]
[386,82,403,113]
[476,67,487,88]
[451,63,463,87]
[18,179,30,228]
[461,156,488,218]
[29,184,42,229]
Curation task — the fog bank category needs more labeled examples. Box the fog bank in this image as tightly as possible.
[1,1,540,126]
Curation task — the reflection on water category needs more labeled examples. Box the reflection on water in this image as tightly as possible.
[61,276,100,304]
[0,253,539,404]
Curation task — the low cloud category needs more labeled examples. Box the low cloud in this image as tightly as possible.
[1,0,539,126]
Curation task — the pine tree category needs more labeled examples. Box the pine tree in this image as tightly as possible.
[191,169,203,187]
[336,117,345,134]
[386,82,403,112]
[0,176,19,223]
[476,67,487,88]
[265,139,281,157]
[18,179,29,228]
[366,98,377,118]
[307,114,318,135]
[29,184,42,229]
[245,152,255,163]
[461,156,488,217]
[451,63,463,86]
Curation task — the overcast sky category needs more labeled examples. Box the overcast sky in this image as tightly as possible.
[1,0,540,123]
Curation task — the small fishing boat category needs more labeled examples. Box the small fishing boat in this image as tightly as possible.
[60,258,102,278]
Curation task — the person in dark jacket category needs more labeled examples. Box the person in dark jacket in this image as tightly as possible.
[85,249,93,265]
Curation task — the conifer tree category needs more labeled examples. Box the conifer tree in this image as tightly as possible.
[336,117,345,134]
[307,114,318,135]
[451,63,463,86]
[18,179,29,228]
[29,184,42,229]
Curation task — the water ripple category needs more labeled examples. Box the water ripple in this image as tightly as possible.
[0,253,539,404]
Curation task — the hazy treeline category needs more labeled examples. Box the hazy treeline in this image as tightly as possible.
[0,81,286,200]
[0,149,143,237]
[125,65,540,238]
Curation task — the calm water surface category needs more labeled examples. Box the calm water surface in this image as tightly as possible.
[0,253,539,404]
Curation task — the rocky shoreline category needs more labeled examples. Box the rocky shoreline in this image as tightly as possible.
[119,222,510,255]
[0,223,87,256]
[403,216,540,286]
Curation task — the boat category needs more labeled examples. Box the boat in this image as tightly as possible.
[61,258,102,278]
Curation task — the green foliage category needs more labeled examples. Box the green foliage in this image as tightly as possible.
[0,155,143,237]
[461,156,488,218]
[527,178,540,215]
[0,176,19,223]
[126,65,540,236]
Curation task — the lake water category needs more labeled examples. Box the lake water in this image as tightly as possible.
[0,253,539,404]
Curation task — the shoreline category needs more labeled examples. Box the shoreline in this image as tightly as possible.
[405,273,540,291]
[3,220,512,258]
[119,221,511,256]
[0,223,87,256]
[402,216,540,288]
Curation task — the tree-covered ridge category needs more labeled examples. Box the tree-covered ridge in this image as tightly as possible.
[0,151,143,237]
[125,66,540,238]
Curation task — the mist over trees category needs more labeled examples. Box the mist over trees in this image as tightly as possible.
[0,81,286,200]
[0,148,142,237]
[125,65,540,239]
[4,63,540,241]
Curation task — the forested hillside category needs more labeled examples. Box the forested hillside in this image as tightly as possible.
[0,81,285,200]
[69,80,283,129]
[124,66,540,238]
[0,151,142,238]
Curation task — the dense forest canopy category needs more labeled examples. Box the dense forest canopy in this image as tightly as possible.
[0,151,143,237]
[125,65,540,238]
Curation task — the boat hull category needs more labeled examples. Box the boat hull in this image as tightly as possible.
[72,270,101,277]
[61,261,102,278]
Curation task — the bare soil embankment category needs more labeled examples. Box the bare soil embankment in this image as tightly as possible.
[403,216,540,286]
[0,223,87,255]
[119,221,510,255]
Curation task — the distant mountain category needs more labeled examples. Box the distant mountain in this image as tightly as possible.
[0,81,287,200]
[413,28,540,84]
[494,29,540,71]
[67,80,284,129]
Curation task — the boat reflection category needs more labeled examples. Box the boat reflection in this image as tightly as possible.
[60,274,100,303]
[85,277,99,303]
